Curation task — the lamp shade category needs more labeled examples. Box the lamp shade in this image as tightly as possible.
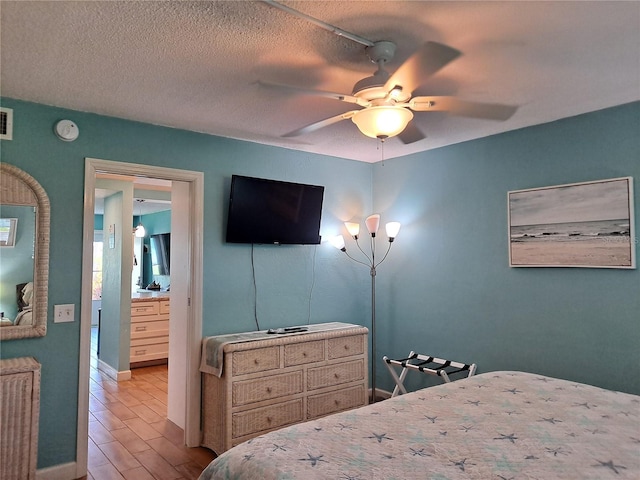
[351,106,413,139]
[330,235,346,251]
[344,222,360,238]
[385,221,401,240]
[135,224,146,238]
[365,214,380,235]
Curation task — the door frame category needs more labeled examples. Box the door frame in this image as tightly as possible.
[77,158,204,477]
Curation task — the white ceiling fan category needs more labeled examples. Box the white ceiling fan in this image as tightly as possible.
[261,1,518,144]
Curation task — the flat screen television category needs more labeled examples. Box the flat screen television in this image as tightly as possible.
[150,233,170,275]
[226,175,324,245]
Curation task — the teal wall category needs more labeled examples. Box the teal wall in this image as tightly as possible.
[373,102,640,395]
[0,205,35,319]
[0,96,638,471]
[0,97,371,469]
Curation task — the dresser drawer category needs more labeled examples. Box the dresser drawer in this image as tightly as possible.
[159,300,170,315]
[130,341,168,362]
[131,319,169,340]
[232,347,280,375]
[307,385,366,419]
[232,399,303,438]
[232,371,303,407]
[131,302,159,317]
[307,359,365,390]
[284,340,324,366]
[328,334,364,359]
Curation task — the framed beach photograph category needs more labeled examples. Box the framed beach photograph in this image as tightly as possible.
[508,177,635,269]
[0,218,18,247]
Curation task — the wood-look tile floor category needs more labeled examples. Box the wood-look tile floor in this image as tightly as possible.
[84,328,216,480]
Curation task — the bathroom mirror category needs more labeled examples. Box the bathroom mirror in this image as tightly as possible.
[0,163,50,340]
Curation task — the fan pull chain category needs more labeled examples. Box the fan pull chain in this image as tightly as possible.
[377,138,386,165]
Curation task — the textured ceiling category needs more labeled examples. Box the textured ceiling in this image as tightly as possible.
[1,1,639,162]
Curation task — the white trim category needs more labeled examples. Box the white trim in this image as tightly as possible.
[77,158,204,477]
[97,359,131,381]
[36,462,77,480]
[369,388,393,401]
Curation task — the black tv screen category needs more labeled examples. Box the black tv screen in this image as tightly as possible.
[226,175,324,245]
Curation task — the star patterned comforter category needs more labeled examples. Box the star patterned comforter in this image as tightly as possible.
[199,371,640,479]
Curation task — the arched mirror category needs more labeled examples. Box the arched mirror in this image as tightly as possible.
[0,163,50,340]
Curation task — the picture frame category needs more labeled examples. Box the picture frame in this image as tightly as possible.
[508,177,635,269]
[0,218,18,247]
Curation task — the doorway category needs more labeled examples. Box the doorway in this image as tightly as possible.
[77,158,204,478]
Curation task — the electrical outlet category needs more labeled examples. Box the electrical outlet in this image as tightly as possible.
[54,304,74,323]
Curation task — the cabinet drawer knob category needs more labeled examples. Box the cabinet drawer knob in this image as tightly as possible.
[266,417,272,424]
[254,359,259,365]
[266,387,272,394]
[344,345,349,350]
[334,373,340,379]
[302,352,307,357]
[334,399,341,406]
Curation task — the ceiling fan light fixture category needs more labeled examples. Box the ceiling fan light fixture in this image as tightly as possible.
[352,106,413,139]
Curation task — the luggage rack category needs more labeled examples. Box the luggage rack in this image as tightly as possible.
[383,351,477,397]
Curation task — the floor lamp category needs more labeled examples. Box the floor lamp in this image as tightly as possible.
[331,214,401,403]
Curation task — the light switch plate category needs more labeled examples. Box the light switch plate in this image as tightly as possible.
[54,304,75,323]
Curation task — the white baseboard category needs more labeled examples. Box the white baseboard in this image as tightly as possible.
[36,461,78,480]
[369,387,392,401]
[97,359,131,381]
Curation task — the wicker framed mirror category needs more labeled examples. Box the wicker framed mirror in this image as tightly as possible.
[0,163,50,340]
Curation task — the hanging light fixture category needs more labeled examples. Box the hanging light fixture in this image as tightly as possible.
[351,106,413,139]
[134,199,146,238]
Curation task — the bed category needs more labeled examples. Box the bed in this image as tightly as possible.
[199,370,639,479]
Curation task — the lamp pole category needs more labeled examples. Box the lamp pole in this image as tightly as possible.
[370,263,377,401]
[331,216,400,403]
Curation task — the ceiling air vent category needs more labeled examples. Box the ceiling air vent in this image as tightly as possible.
[0,108,13,140]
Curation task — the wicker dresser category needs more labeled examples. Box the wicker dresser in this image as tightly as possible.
[0,356,40,480]
[201,323,368,454]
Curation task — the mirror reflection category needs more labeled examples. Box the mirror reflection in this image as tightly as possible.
[0,163,50,340]
[0,206,35,325]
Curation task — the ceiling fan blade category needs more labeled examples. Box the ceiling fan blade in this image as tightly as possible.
[257,81,370,107]
[411,96,518,120]
[282,111,358,137]
[384,42,461,96]
[397,122,426,144]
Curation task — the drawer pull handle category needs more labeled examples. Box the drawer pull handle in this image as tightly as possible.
[254,359,259,365]
[344,345,350,350]
[266,387,272,393]
[266,417,272,423]
[302,352,307,357]
[334,399,341,405]
[135,349,146,355]
[135,326,147,331]
[136,308,147,312]
[334,373,340,379]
